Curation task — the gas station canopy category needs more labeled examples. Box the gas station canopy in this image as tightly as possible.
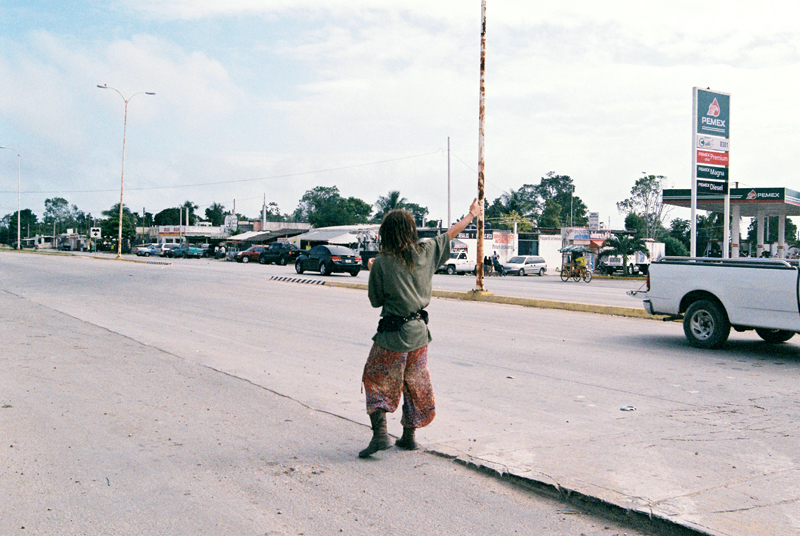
[662,187,800,217]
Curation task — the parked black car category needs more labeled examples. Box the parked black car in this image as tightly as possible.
[295,245,361,276]
[259,242,302,265]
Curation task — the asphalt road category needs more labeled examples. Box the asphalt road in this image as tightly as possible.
[1,252,661,536]
[4,251,800,535]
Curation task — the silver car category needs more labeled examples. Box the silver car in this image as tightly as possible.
[502,255,547,276]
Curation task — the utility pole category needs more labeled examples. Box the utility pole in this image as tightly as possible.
[447,137,451,228]
[475,0,487,292]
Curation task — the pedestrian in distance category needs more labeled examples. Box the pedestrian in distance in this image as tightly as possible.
[492,254,505,276]
[359,198,482,458]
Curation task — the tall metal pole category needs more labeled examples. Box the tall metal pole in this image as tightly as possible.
[447,137,451,228]
[0,147,21,250]
[97,84,155,259]
[690,89,698,258]
[475,0,487,292]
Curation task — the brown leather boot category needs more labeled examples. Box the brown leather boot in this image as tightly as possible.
[395,427,418,450]
[358,410,391,458]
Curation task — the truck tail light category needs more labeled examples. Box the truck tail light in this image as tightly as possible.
[355,256,362,263]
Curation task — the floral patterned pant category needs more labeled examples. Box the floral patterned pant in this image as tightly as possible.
[362,343,436,429]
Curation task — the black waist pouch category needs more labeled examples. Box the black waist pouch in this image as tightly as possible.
[377,310,429,333]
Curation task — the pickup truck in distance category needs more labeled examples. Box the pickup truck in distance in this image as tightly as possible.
[259,242,302,265]
[439,251,477,275]
[638,257,799,349]
[168,244,203,258]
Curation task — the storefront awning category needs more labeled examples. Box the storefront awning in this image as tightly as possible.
[559,245,591,253]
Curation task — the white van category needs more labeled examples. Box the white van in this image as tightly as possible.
[502,255,547,276]
[157,243,180,257]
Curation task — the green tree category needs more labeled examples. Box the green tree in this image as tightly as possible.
[663,235,689,257]
[181,200,199,225]
[371,191,428,224]
[204,202,227,226]
[486,186,540,224]
[746,216,798,246]
[154,208,180,226]
[616,174,670,239]
[669,218,691,251]
[538,199,563,228]
[1,209,38,244]
[624,212,647,237]
[262,202,285,222]
[496,210,533,232]
[372,191,406,223]
[43,197,84,234]
[100,203,137,241]
[485,173,587,229]
[697,213,725,256]
[295,186,371,227]
[602,234,649,276]
[535,172,588,227]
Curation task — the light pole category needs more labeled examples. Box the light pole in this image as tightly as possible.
[97,84,155,258]
[0,146,21,250]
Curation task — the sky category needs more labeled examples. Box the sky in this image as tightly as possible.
[1,0,799,229]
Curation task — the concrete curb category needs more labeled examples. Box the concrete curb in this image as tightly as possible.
[76,254,174,265]
[428,448,711,536]
[322,280,667,320]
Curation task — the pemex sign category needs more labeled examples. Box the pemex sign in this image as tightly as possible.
[696,90,730,138]
[691,87,731,258]
[693,88,730,192]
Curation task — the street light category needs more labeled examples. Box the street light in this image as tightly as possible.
[97,84,155,258]
[0,146,21,250]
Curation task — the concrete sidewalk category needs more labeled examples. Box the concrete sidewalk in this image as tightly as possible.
[0,290,657,536]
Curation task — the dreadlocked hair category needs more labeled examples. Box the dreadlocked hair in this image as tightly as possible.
[379,209,419,270]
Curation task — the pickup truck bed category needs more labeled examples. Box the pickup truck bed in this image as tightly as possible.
[641,257,799,348]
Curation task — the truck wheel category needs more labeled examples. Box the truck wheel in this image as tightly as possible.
[259,256,266,264]
[242,256,249,264]
[755,328,795,343]
[447,265,455,275]
[520,268,527,276]
[683,300,730,349]
[279,256,287,266]
[295,261,304,274]
[538,268,545,276]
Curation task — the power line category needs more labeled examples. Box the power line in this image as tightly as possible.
[0,150,441,195]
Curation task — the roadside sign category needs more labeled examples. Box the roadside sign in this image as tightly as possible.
[90,227,101,238]
[696,135,730,152]
[697,179,728,196]
[697,150,729,167]
[697,164,728,181]
[696,89,730,138]
[692,87,731,258]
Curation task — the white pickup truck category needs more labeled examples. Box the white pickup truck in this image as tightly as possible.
[440,251,477,275]
[637,257,799,349]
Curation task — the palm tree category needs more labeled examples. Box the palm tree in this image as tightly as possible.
[181,200,199,225]
[372,191,407,223]
[602,234,649,276]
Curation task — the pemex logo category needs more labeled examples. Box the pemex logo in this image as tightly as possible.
[707,98,721,117]
[747,189,757,200]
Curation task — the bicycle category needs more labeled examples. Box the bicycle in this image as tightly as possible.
[560,263,592,283]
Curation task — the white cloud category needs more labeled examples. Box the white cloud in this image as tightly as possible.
[4,1,800,227]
